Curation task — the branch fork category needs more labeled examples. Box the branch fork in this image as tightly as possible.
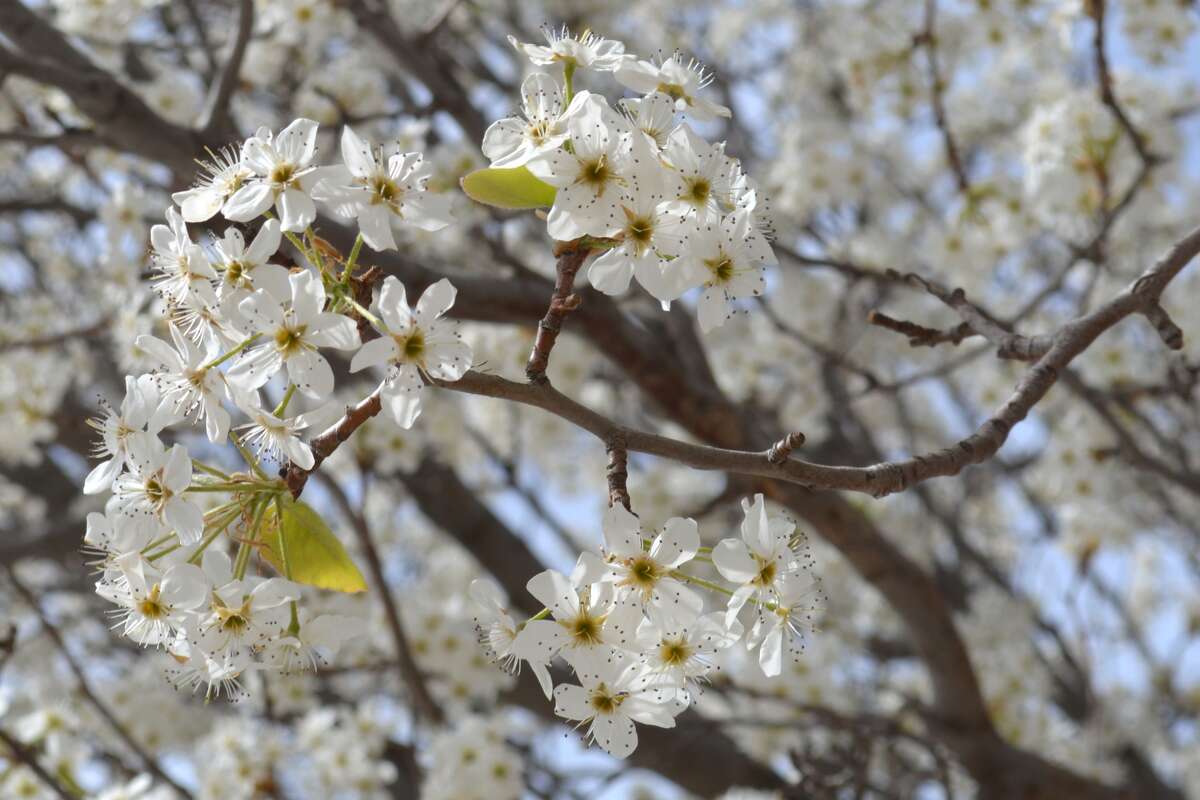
[525,243,591,383]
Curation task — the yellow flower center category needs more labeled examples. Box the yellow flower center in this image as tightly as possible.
[589,683,625,714]
[753,557,777,588]
[659,638,692,666]
[269,162,297,186]
[393,329,425,362]
[565,611,606,646]
[274,326,307,355]
[138,584,167,619]
[705,254,735,283]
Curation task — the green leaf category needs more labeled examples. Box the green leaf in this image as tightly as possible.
[260,497,367,593]
[460,165,557,209]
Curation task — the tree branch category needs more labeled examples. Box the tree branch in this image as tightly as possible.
[525,244,590,383]
[200,0,253,136]
[319,473,444,726]
[0,727,74,800]
[4,566,196,800]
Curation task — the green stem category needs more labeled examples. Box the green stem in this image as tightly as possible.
[517,607,552,631]
[140,532,177,555]
[341,233,364,283]
[233,495,272,579]
[233,539,252,580]
[273,495,292,579]
[344,296,382,328]
[563,61,576,103]
[144,543,180,562]
[202,334,260,370]
[671,570,734,598]
[273,384,297,417]
[229,429,267,480]
[185,508,243,565]
[672,570,779,612]
[192,460,231,480]
[305,226,325,273]
[186,482,278,493]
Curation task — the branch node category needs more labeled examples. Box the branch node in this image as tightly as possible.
[605,433,632,511]
[1143,303,1184,351]
[525,246,590,382]
[767,431,806,464]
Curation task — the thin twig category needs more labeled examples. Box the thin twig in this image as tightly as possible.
[4,566,196,800]
[525,243,590,383]
[0,727,75,800]
[605,434,631,511]
[917,0,970,193]
[200,0,253,134]
[318,473,444,726]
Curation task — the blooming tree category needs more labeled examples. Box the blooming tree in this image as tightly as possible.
[1,1,1200,799]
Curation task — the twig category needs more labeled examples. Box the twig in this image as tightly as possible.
[0,727,75,800]
[200,0,253,134]
[876,269,1052,360]
[917,0,970,193]
[1089,0,1156,166]
[283,226,1200,504]
[4,566,196,800]
[868,310,974,349]
[767,432,806,464]
[525,244,590,383]
[283,387,383,497]
[318,473,444,726]
[605,434,631,511]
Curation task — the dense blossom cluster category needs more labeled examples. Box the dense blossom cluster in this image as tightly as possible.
[472,494,819,757]
[3,0,1200,797]
[70,25,799,760]
[80,116,471,699]
[486,27,775,332]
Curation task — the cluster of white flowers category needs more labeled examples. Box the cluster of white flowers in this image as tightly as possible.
[422,715,526,800]
[81,117,471,698]
[472,494,819,759]
[488,27,775,332]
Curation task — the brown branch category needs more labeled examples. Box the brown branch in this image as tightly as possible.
[0,727,74,800]
[917,0,970,193]
[282,386,383,498]
[0,3,207,177]
[286,217,1200,507]
[1089,0,1157,166]
[319,473,443,726]
[877,270,1053,360]
[200,0,253,135]
[605,434,631,510]
[767,431,805,464]
[424,224,1200,498]
[525,244,590,383]
[868,310,974,349]
[1143,303,1183,351]
[4,567,196,800]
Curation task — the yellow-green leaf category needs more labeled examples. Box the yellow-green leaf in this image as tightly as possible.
[460,165,556,209]
[260,497,367,593]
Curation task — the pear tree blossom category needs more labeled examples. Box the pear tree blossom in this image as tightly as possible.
[349,276,472,428]
[222,119,323,231]
[314,126,454,251]
[227,270,361,398]
[8,6,1200,798]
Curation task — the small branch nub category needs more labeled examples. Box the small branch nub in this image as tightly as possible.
[606,435,632,511]
[768,432,806,464]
